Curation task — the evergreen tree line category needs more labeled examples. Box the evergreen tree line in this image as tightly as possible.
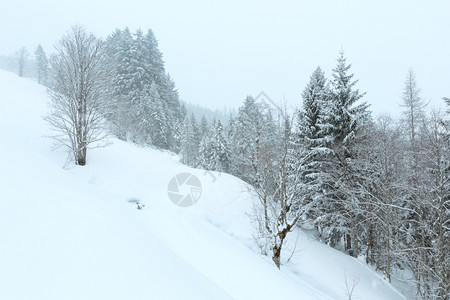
[182,52,449,299]
[104,28,185,150]
[292,60,449,300]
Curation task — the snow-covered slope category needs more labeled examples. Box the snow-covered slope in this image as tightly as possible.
[0,70,405,299]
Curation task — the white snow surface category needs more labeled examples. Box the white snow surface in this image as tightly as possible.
[0,70,406,299]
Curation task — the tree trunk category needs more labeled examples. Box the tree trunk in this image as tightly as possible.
[346,233,352,255]
[352,226,359,258]
[76,144,86,165]
[77,151,86,165]
[386,222,391,283]
[272,245,281,269]
[365,220,373,264]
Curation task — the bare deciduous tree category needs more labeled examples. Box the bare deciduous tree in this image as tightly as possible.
[400,69,434,298]
[45,25,108,166]
[251,114,314,269]
[343,272,360,300]
[422,109,450,299]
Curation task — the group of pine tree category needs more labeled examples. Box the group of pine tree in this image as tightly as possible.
[180,54,449,298]
[27,25,448,299]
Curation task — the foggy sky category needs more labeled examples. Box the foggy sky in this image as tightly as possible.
[1,0,449,116]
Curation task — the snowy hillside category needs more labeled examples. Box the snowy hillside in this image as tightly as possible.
[0,70,406,299]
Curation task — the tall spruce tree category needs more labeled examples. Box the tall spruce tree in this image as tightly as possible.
[105,28,136,140]
[208,120,230,172]
[180,115,199,167]
[229,96,263,181]
[294,66,331,218]
[297,66,329,144]
[200,115,209,140]
[316,51,370,256]
[148,81,168,148]
[198,134,212,170]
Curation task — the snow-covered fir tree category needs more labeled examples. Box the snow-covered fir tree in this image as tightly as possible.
[148,81,169,148]
[205,120,230,172]
[180,115,199,167]
[293,66,331,218]
[229,96,264,182]
[314,51,370,256]
[297,66,329,144]
[200,115,209,140]
[198,134,212,170]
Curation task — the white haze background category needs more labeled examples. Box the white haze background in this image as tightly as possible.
[0,0,449,115]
